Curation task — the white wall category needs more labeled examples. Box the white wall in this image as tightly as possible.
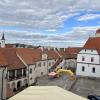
[76,49,100,77]
[64,59,76,69]
[28,65,36,85]
[76,63,100,77]
[8,77,28,89]
[1,40,5,48]
[0,67,7,100]
[77,49,99,64]
[47,59,56,71]
[79,49,98,54]
[35,60,48,77]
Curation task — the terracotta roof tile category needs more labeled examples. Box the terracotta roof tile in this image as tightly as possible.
[0,48,25,70]
[16,48,42,65]
[96,28,100,34]
[0,50,8,67]
[83,37,100,54]
[65,47,82,59]
[45,49,60,59]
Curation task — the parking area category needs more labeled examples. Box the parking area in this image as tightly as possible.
[36,75,100,98]
[36,75,74,90]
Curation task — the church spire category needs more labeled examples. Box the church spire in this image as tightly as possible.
[1,33,5,48]
[1,33,5,40]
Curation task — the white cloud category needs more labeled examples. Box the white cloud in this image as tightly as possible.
[1,26,99,47]
[0,0,99,30]
[0,0,100,47]
[78,14,100,21]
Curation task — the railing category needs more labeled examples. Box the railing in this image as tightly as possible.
[8,74,27,81]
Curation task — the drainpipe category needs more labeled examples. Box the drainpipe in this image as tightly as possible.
[1,67,6,100]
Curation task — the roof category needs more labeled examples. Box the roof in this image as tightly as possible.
[8,86,87,100]
[83,37,100,54]
[0,49,8,67]
[45,49,60,59]
[16,48,42,65]
[96,28,100,34]
[1,33,5,40]
[51,58,62,68]
[0,48,25,70]
[56,49,66,58]
[5,44,14,48]
[65,47,82,59]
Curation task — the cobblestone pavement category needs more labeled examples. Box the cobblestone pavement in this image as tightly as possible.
[36,75,100,98]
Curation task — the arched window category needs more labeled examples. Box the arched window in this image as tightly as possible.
[92,67,95,73]
[82,66,85,71]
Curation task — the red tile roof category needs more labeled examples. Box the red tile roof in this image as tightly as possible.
[96,28,100,34]
[65,47,82,59]
[56,49,66,58]
[83,37,100,54]
[16,48,42,65]
[0,50,8,67]
[45,49,60,59]
[0,48,25,70]
[5,44,14,48]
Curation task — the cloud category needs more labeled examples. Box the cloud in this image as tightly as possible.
[77,14,100,21]
[0,0,100,47]
[0,0,99,30]
[0,25,99,47]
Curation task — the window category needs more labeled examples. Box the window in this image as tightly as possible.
[34,66,36,71]
[41,72,43,75]
[92,67,95,73]
[82,66,85,71]
[82,56,85,61]
[91,50,93,52]
[43,62,45,66]
[30,78,32,80]
[38,62,41,67]
[30,68,32,74]
[52,62,54,65]
[49,62,51,66]
[85,49,86,52]
[91,57,94,62]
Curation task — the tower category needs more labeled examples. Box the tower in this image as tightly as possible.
[95,28,100,37]
[1,33,5,48]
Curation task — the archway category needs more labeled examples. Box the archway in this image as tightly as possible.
[12,82,16,92]
[17,81,22,89]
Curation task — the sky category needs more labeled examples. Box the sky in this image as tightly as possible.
[0,0,100,48]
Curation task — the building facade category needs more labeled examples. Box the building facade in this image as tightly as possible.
[76,29,100,78]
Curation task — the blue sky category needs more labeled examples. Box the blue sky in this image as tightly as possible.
[0,0,100,47]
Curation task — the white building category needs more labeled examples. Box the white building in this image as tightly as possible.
[76,29,100,78]
[0,64,7,100]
